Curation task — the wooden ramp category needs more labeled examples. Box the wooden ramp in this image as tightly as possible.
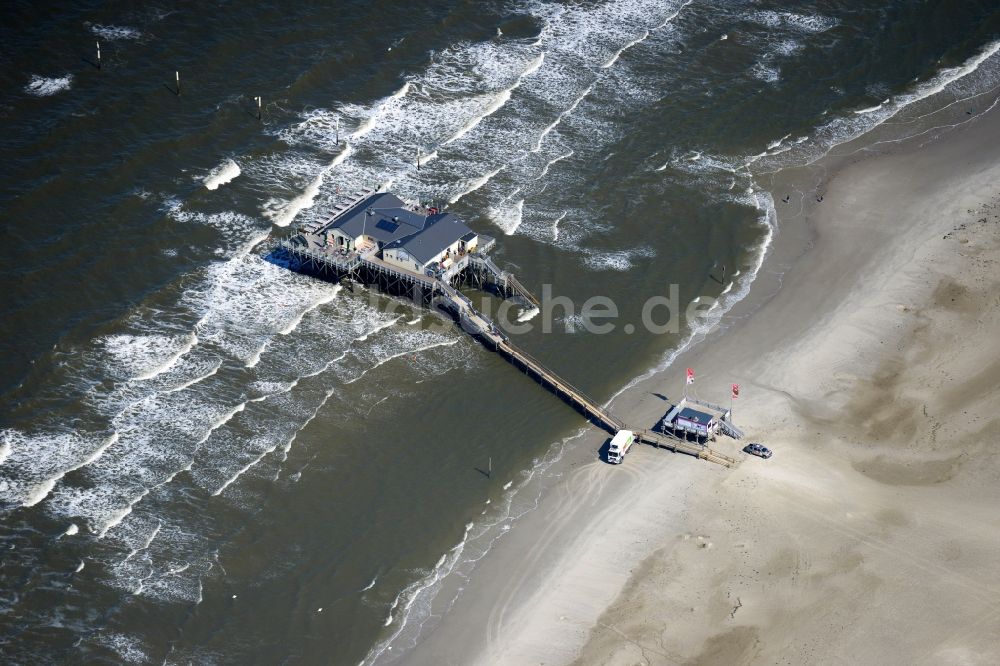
[496,340,625,433]
[634,429,739,467]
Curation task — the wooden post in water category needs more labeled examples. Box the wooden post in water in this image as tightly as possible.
[488,456,492,478]
[335,117,340,145]
[175,71,181,95]
[416,147,420,171]
[256,96,262,121]
[96,41,101,70]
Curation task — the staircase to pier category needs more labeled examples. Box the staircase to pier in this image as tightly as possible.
[468,255,540,307]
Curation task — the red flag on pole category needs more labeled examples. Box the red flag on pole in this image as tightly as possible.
[686,368,695,385]
[731,383,740,399]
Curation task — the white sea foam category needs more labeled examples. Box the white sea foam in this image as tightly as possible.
[442,51,547,146]
[95,490,148,539]
[183,251,345,365]
[97,632,149,664]
[25,74,73,97]
[212,444,271,496]
[122,521,161,564]
[489,198,524,235]
[532,85,593,153]
[64,523,79,536]
[444,89,513,145]
[132,333,198,381]
[203,159,241,190]
[244,341,268,368]
[264,144,354,227]
[767,134,791,150]
[279,286,341,336]
[774,38,804,57]
[750,39,1000,173]
[449,166,504,204]
[250,0,688,257]
[377,520,475,632]
[343,338,458,385]
[551,211,567,241]
[653,0,692,30]
[21,432,119,508]
[602,30,649,68]
[89,24,142,40]
[352,82,411,139]
[384,593,401,626]
[164,360,222,393]
[583,251,632,271]
[162,199,264,255]
[0,430,129,509]
[196,403,246,448]
[355,315,403,342]
[536,149,574,182]
[855,99,890,114]
[747,11,840,34]
[516,307,540,323]
[751,62,780,83]
[78,398,248,538]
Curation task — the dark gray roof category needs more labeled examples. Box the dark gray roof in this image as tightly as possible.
[386,213,474,265]
[677,407,714,424]
[327,193,425,244]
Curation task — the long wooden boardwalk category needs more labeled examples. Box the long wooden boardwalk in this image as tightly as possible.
[277,229,737,468]
[446,293,738,468]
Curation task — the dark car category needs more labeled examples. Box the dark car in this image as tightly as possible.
[744,443,773,459]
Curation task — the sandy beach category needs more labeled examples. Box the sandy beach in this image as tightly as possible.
[403,97,1000,664]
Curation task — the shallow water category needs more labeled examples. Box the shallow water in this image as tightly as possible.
[2,1,999,662]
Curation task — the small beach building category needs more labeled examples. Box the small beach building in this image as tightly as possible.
[325,192,425,253]
[321,192,479,274]
[382,213,478,274]
[659,396,744,442]
[675,407,717,437]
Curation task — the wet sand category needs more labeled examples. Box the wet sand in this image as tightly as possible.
[404,102,1000,665]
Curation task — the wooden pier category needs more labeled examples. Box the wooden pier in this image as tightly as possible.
[273,191,737,468]
[453,301,737,468]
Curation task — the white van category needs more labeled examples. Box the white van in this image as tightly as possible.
[607,430,635,464]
